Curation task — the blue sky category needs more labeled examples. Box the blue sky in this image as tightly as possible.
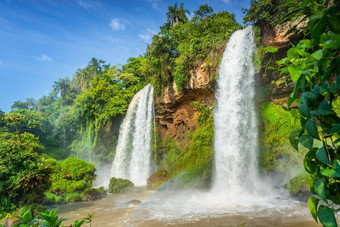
[0,0,250,112]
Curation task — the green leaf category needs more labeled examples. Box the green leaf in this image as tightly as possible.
[328,84,340,90]
[311,50,323,60]
[299,135,313,149]
[316,147,330,165]
[311,109,333,116]
[298,100,310,117]
[288,64,302,82]
[264,46,278,53]
[326,4,340,34]
[330,124,340,134]
[333,160,340,174]
[309,14,326,44]
[318,206,337,227]
[289,128,302,150]
[306,120,320,140]
[308,196,319,223]
[311,100,333,116]
[320,169,340,177]
[314,179,328,203]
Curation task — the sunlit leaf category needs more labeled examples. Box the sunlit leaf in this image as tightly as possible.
[314,179,328,203]
[264,46,278,53]
[308,196,319,223]
[320,169,340,177]
[311,50,323,60]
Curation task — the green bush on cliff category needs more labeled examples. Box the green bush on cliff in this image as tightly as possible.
[108,177,134,193]
[148,7,241,93]
[243,0,290,26]
[161,102,214,188]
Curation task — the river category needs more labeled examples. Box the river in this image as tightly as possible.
[57,189,320,227]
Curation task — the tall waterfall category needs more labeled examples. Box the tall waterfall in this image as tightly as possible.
[111,84,154,186]
[213,26,264,197]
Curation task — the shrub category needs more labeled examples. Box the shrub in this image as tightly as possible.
[287,173,311,194]
[108,178,134,193]
[45,157,97,204]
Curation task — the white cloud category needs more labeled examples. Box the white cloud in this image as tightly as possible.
[110,18,125,31]
[145,0,159,9]
[221,0,231,4]
[77,0,92,9]
[138,29,156,43]
[36,54,52,62]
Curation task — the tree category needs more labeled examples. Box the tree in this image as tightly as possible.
[166,2,190,28]
[52,77,71,99]
[0,117,52,217]
[0,109,5,128]
[193,4,214,21]
[26,98,36,111]
[11,100,28,110]
[242,0,289,25]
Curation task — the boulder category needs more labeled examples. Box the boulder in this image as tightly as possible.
[126,199,142,205]
[108,177,134,194]
[82,187,105,201]
[147,169,169,190]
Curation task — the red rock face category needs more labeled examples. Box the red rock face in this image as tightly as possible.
[147,169,169,190]
[155,62,215,142]
[260,19,307,48]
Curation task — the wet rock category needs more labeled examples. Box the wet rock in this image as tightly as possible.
[82,187,106,201]
[108,177,134,194]
[147,169,169,190]
[126,199,142,205]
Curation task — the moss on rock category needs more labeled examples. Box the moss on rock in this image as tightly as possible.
[259,102,306,174]
[108,177,134,194]
[147,169,169,190]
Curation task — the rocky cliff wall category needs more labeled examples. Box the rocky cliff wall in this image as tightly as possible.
[155,62,216,142]
[255,20,306,108]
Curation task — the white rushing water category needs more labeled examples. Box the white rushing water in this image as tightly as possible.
[212,26,274,201]
[110,84,154,186]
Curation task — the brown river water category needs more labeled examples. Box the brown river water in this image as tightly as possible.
[56,189,322,227]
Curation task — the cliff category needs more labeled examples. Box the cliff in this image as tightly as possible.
[155,62,217,142]
[255,20,307,108]
[155,22,304,143]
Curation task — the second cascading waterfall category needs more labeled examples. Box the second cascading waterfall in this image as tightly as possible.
[111,84,154,186]
[213,26,266,198]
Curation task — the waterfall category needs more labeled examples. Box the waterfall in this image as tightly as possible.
[111,84,154,186]
[213,26,265,197]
